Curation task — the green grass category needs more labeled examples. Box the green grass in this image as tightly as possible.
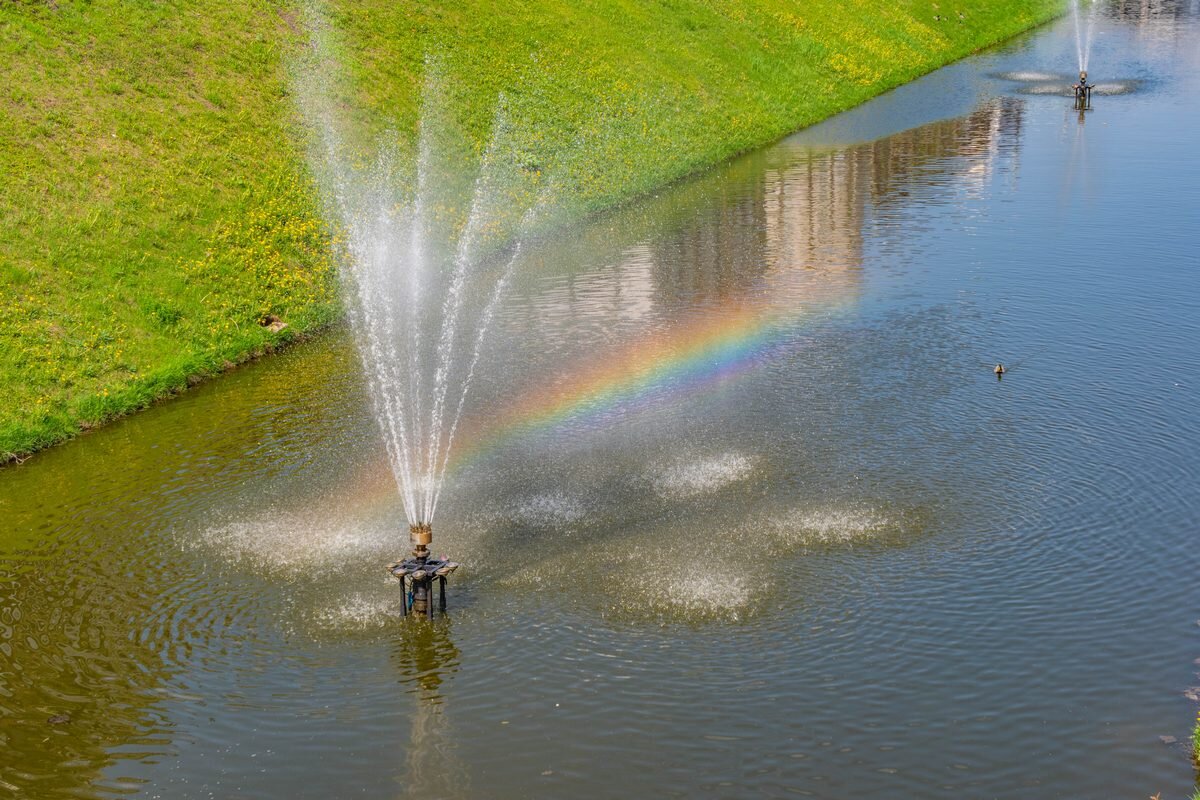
[1194,705,1200,763]
[0,0,1063,461]
[0,1,338,460]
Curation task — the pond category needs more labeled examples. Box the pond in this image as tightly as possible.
[2,3,1199,797]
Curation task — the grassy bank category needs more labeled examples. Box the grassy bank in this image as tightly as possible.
[0,0,1062,461]
[1194,706,1200,768]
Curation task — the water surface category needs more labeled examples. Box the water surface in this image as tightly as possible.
[2,4,1200,797]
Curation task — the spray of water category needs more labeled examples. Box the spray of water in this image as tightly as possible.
[294,8,556,528]
[1071,0,1100,72]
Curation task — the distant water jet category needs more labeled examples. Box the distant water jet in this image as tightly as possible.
[1070,0,1100,109]
[1071,0,1100,74]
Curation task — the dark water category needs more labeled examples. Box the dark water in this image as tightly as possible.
[3,4,1200,797]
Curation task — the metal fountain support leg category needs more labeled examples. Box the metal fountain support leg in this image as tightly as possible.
[1074,70,1093,110]
[388,523,459,620]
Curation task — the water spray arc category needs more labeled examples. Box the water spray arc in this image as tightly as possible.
[296,14,556,617]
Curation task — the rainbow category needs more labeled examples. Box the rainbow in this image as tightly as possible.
[449,277,859,469]
[342,270,860,508]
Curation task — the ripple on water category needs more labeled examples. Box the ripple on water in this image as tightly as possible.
[1015,79,1143,96]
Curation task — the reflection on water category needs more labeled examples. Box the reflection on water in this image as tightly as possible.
[391,622,468,799]
[463,97,1024,461]
[1,3,1199,798]
[1109,0,1200,24]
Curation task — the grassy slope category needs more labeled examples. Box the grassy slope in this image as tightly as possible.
[0,0,1062,461]
[0,1,337,460]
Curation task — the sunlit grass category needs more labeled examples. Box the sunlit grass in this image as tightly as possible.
[0,1,338,459]
[1193,705,1200,766]
[0,0,1062,460]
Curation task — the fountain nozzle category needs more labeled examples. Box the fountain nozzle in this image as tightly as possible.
[409,522,433,559]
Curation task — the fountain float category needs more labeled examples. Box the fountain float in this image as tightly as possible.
[1073,70,1093,109]
[389,524,458,619]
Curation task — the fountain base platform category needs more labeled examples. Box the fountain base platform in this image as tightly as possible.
[388,553,460,620]
[1073,70,1093,109]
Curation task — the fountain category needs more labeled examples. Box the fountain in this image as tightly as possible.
[1071,0,1098,109]
[1073,70,1093,109]
[295,14,556,619]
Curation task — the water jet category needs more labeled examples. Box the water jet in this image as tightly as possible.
[295,42,551,621]
[1070,0,1098,109]
[389,524,459,619]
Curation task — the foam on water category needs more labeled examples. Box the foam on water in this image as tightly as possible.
[651,453,756,499]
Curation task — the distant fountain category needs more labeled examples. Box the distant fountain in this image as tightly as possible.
[1073,70,1093,110]
[295,13,556,616]
[1071,0,1099,109]
[1071,0,1099,74]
